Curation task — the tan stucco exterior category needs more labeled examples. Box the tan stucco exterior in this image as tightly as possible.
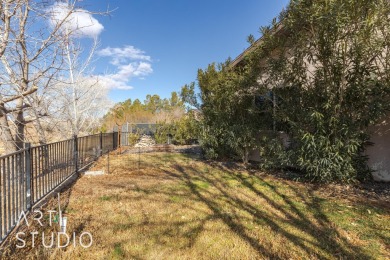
[247,126,390,182]
[233,24,390,182]
[366,115,390,182]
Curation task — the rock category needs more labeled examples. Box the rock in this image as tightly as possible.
[134,135,156,147]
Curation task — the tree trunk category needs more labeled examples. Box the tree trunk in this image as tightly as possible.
[33,119,47,145]
[0,106,16,153]
[31,106,47,145]
[14,98,26,151]
[242,147,249,165]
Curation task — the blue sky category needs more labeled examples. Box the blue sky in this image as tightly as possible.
[80,0,290,103]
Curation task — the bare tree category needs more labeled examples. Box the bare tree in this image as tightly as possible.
[24,72,59,144]
[0,0,108,152]
[45,2,110,137]
[49,76,111,138]
[61,38,110,136]
[0,0,76,152]
[0,0,23,152]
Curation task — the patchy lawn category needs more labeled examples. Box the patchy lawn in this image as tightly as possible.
[2,152,389,259]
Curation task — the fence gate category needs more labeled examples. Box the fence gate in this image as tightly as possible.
[120,123,157,147]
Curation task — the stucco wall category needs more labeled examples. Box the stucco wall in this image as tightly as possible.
[366,116,390,182]
[248,131,289,162]
[248,126,390,182]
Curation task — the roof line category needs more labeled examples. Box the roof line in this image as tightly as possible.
[230,23,285,68]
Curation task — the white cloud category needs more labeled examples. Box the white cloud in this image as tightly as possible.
[48,2,104,38]
[98,46,151,65]
[98,76,134,90]
[111,62,153,79]
[98,46,153,90]
[100,62,153,90]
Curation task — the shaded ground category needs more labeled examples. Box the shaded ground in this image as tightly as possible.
[1,152,389,259]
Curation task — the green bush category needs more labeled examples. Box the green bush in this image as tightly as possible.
[127,133,140,146]
[258,133,292,171]
[155,113,200,145]
[155,123,174,144]
[253,0,390,182]
[194,0,390,182]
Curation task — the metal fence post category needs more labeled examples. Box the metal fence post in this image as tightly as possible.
[107,152,110,174]
[115,131,118,150]
[119,130,122,149]
[100,132,103,156]
[25,143,32,210]
[113,131,118,150]
[73,135,78,173]
[112,132,115,151]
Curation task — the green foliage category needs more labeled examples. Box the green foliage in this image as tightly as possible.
[102,91,200,147]
[247,34,255,45]
[253,0,390,182]
[101,92,186,131]
[155,123,175,144]
[127,133,140,146]
[195,0,390,182]
[180,83,200,109]
[174,112,201,144]
[155,112,200,145]
[197,61,266,163]
[258,133,292,171]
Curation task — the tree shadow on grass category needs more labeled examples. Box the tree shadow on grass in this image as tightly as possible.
[154,154,375,259]
[39,152,385,259]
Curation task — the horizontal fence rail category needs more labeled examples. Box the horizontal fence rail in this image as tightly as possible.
[0,132,118,243]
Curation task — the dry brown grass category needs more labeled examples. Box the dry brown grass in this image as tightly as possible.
[1,152,389,259]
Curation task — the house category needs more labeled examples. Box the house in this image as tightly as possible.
[230,25,390,182]
[365,118,390,181]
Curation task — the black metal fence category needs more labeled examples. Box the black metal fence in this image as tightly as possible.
[0,132,119,243]
[121,123,157,135]
[120,123,157,147]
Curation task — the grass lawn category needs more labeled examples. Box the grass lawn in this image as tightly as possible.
[2,151,389,259]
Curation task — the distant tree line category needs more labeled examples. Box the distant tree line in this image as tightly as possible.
[101,90,200,145]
